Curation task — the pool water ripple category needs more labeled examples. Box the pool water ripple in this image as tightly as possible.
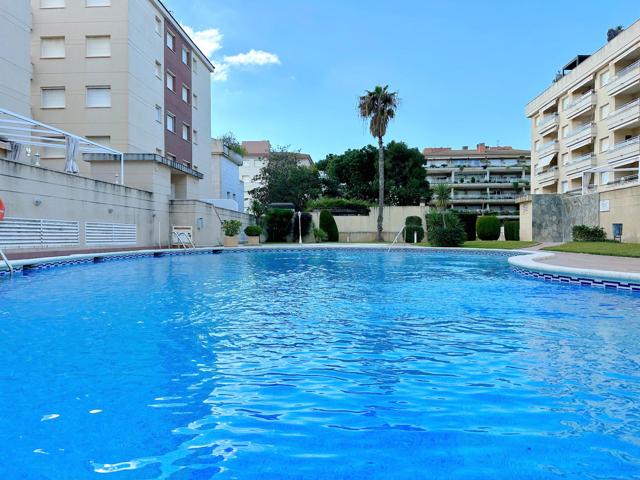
[1,250,640,479]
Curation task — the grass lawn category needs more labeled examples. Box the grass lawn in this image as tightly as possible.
[543,242,640,258]
[416,240,538,250]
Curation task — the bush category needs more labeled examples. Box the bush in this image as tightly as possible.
[244,225,263,237]
[572,225,607,242]
[476,215,501,241]
[307,197,371,216]
[426,212,466,247]
[404,216,425,243]
[265,208,293,242]
[504,221,520,241]
[292,212,313,240]
[222,220,242,237]
[319,210,339,242]
[455,212,478,241]
[313,227,328,242]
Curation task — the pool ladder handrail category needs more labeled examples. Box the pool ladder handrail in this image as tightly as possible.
[173,231,196,249]
[0,248,14,276]
[387,225,406,252]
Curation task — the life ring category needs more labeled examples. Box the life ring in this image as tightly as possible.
[0,198,4,221]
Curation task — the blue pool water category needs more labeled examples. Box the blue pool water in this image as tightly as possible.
[1,249,640,479]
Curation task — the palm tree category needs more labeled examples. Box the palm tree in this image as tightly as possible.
[358,85,399,242]
[433,183,451,227]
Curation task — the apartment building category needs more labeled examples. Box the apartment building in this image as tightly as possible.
[239,140,313,210]
[424,143,531,218]
[0,3,32,116]
[209,139,245,212]
[522,19,640,242]
[29,0,214,199]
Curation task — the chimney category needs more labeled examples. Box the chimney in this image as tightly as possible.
[477,143,486,152]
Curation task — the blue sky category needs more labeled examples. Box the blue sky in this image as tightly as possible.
[164,0,639,160]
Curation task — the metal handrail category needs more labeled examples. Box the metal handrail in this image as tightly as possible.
[172,231,195,249]
[0,248,14,276]
[387,225,406,253]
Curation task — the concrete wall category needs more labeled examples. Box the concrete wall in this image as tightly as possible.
[519,198,533,241]
[600,185,640,242]
[0,2,32,116]
[311,206,428,242]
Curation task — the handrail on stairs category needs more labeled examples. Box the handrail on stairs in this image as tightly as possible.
[387,226,406,253]
[0,248,14,276]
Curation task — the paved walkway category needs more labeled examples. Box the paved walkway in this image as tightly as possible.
[522,243,640,274]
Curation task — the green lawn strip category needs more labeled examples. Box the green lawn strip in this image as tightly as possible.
[416,241,538,250]
[543,242,640,258]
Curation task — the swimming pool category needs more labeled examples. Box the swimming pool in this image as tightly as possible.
[1,248,640,479]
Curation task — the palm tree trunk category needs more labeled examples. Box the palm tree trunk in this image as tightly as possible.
[377,136,384,242]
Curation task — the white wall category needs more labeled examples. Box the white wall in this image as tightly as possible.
[191,53,213,199]
[0,2,31,116]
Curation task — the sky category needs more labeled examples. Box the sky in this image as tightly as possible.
[163,0,640,161]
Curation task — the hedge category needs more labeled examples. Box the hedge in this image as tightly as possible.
[476,216,501,241]
[265,208,293,242]
[404,216,425,243]
[319,210,339,242]
[426,212,466,247]
[456,212,478,241]
[244,225,263,237]
[307,197,371,216]
[572,225,607,242]
[504,221,519,241]
[292,212,313,240]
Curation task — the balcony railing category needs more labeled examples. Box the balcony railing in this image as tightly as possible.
[536,140,559,158]
[564,122,596,149]
[565,90,596,119]
[608,58,640,96]
[601,174,640,191]
[451,193,519,201]
[537,166,559,184]
[536,113,559,135]
[564,153,597,175]
[607,135,640,164]
[608,98,640,131]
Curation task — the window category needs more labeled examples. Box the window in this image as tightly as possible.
[600,70,610,87]
[181,48,190,66]
[40,37,65,58]
[41,87,65,109]
[193,129,198,144]
[166,112,175,132]
[86,0,110,6]
[192,93,198,109]
[601,172,610,185]
[600,137,610,153]
[86,86,111,108]
[166,31,175,50]
[166,71,175,91]
[181,85,190,103]
[86,35,111,57]
[155,61,162,78]
[155,16,162,35]
[600,104,610,120]
[182,123,191,141]
[41,0,64,8]
[155,104,162,123]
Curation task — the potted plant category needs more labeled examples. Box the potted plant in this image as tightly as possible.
[244,225,263,246]
[222,220,242,247]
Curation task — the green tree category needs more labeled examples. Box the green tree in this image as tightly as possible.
[433,183,451,227]
[384,141,430,205]
[358,85,399,241]
[250,146,322,211]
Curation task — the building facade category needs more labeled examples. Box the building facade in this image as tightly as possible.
[29,0,214,199]
[424,143,531,218]
[208,139,245,212]
[521,19,640,242]
[0,2,32,116]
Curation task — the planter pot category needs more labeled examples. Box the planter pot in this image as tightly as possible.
[223,235,238,247]
[247,235,260,246]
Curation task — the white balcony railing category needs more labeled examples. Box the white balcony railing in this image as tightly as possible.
[607,135,640,164]
[536,113,559,135]
[608,58,640,96]
[565,90,596,119]
[564,153,597,174]
[537,166,559,184]
[608,98,640,131]
[536,140,559,157]
[564,122,596,149]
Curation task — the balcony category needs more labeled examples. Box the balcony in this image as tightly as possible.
[536,140,559,158]
[565,90,596,120]
[564,153,597,176]
[608,98,640,131]
[536,113,559,136]
[607,136,640,165]
[536,166,559,185]
[451,193,519,204]
[564,122,596,150]
[607,59,640,96]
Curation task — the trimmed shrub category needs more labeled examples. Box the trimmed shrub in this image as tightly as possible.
[404,216,425,243]
[244,225,263,237]
[456,212,478,241]
[265,208,293,242]
[319,210,339,242]
[504,221,520,241]
[476,215,501,241]
[572,225,607,242]
[292,212,313,240]
[426,212,466,247]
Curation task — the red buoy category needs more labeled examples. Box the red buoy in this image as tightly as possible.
[0,198,5,221]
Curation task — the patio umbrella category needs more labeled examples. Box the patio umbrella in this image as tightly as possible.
[64,135,79,174]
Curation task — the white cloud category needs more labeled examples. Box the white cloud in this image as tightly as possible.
[224,49,281,66]
[181,24,280,82]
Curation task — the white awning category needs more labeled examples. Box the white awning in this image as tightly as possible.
[537,153,556,169]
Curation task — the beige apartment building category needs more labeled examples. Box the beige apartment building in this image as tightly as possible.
[424,144,530,219]
[0,3,32,116]
[521,19,640,242]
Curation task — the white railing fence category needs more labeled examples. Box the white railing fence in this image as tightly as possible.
[0,217,79,249]
[85,222,137,247]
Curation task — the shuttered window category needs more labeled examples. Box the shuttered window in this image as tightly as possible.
[86,86,111,108]
[41,88,65,109]
[86,36,111,57]
[41,37,65,58]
